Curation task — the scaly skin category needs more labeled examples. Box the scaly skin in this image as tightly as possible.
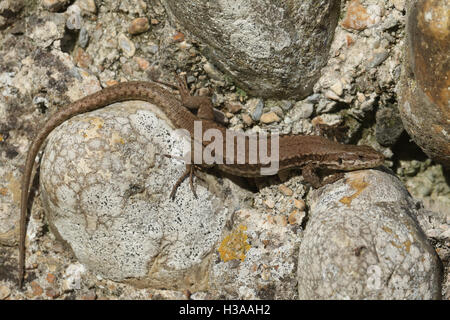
[18,79,384,287]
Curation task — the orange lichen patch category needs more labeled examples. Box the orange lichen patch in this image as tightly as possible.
[382,226,393,234]
[0,188,7,196]
[339,172,369,206]
[218,225,251,262]
[110,131,125,145]
[341,0,375,31]
[0,134,3,142]
[403,240,411,253]
[80,117,104,139]
[172,31,185,42]
[346,35,355,46]
[46,273,56,284]
[31,281,43,296]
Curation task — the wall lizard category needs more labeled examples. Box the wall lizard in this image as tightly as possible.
[18,76,384,287]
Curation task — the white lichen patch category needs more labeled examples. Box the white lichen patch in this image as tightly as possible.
[298,170,443,299]
[39,101,228,288]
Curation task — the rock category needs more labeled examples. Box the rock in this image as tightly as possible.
[297,170,443,299]
[75,0,97,15]
[398,0,450,168]
[42,0,70,12]
[128,17,150,35]
[118,33,136,58]
[246,98,264,121]
[241,113,253,126]
[260,112,280,124]
[225,102,243,114]
[39,101,230,291]
[62,263,86,292]
[209,208,299,299]
[0,285,11,300]
[293,101,314,119]
[162,0,341,98]
[375,106,404,147]
[341,0,377,31]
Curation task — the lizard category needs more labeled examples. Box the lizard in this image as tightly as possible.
[18,75,384,287]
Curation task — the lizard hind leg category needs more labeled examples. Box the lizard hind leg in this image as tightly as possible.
[175,74,215,121]
[169,164,204,200]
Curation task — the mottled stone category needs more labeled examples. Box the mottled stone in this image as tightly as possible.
[42,0,70,12]
[162,0,341,98]
[298,170,443,299]
[128,17,150,35]
[118,33,136,57]
[398,0,450,168]
[341,0,377,30]
[260,112,280,124]
[0,285,11,299]
[246,98,264,121]
[40,102,229,291]
[375,106,404,147]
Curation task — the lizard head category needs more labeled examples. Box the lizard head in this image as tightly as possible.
[328,145,385,171]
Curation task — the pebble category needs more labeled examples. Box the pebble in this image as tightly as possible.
[45,288,60,299]
[143,42,159,55]
[134,57,150,70]
[76,0,97,14]
[66,5,82,30]
[330,81,343,96]
[46,273,56,284]
[203,62,223,81]
[293,199,305,211]
[264,198,275,209]
[278,185,293,196]
[242,113,253,126]
[78,26,89,48]
[270,106,284,118]
[246,98,264,121]
[260,112,280,124]
[0,285,11,300]
[73,47,92,69]
[128,17,150,35]
[172,31,185,42]
[294,101,314,119]
[225,102,243,114]
[42,0,70,12]
[341,0,375,31]
[324,89,341,101]
[368,50,389,68]
[375,107,404,147]
[118,33,136,58]
[31,281,44,296]
[288,209,306,225]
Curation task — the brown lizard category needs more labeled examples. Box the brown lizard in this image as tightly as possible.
[18,76,384,287]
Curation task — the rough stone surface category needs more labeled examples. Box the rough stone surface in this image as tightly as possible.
[0,0,447,300]
[39,102,230,290]
[298,170,443,299]
[162,0,341,98]
[398,0,450,168]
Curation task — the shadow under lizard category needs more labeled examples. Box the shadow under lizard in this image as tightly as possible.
[18,76,384,288]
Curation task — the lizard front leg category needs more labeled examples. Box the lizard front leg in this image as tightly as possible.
[302,163,345,188]
[175,74,215,121]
